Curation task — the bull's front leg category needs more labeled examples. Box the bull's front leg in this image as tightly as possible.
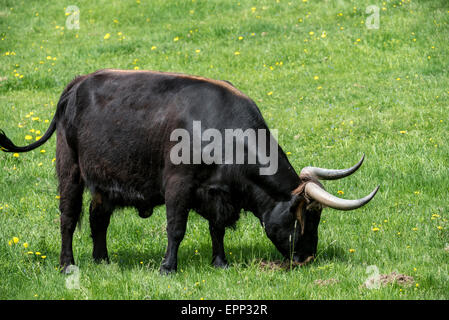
[209,224,228,268]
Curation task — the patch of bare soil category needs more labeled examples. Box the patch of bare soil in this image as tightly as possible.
[379,272,414,286]
[364,271,414,288]
[314,278,340,286]
[259,256,314,271]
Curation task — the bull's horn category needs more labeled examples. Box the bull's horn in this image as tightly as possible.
[304,182,379,211]
[300,154,365,180]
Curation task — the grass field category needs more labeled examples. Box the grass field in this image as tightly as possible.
[0,0,448,300]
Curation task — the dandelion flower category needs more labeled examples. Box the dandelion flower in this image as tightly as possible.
[173,36,179,42]
[372,227,380,232]
[13,237,19,244]
[349,248,355,253]
[13,153,19,158]
[25,135,32,140]
[23,242,28,248]
[35,252,41,256]
[234,51,240,55]
[104,33,111,40]
[41,255,46,259]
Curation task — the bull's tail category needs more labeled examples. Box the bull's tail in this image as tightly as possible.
[0,91,70,153]
[0,75,86,154]
[0,118,56,153]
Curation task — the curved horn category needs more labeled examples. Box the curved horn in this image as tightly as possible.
[300,154,365,180]
[304,182,379,211]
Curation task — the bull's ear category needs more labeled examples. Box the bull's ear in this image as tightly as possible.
[289,194,303,214]
[289,194,306,235]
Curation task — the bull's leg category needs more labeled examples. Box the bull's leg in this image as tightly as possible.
[209,224,228,268]
[89,192,113,263]
[160,205,189,274]
[160,176,191,275]
[56,133,84,271]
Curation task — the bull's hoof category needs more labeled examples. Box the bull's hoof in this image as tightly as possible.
[93,255,110,264]
[212,256,229,269]
[160,264,177,275]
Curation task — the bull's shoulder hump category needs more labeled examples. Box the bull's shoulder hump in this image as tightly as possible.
[98,69,250,99]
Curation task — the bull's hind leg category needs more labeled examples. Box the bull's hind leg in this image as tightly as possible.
[89,192,114,263]
[160,175,191,275]
[56,132,84,271]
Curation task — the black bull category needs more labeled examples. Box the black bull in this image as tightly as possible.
[0,69,379,274]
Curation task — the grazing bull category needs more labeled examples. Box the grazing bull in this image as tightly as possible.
[0,69,378,274]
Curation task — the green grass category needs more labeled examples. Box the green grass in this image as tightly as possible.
[0,0,448,300]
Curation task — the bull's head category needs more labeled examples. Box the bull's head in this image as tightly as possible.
[263,155,379,265]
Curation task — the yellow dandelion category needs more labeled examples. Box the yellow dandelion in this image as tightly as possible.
[104,33,111,40]
[234,51,240,55]
[372,227,380,232]
[41,255,46,259]
[27,251,34,255]
[267,91,273,96]
[40,149,46,153]
[23,242,28,248]
[337,190,344,195]
[349,248,355,253]
[13,153,19,158]
[25,135,32,140]
[173,36,179,42]
[313,75,319,80]
[151,46,157,50]
[13,237,19,244]
[437,226,443,230]
[35,252,41,256]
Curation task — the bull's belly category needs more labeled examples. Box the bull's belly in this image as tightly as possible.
[80,164,164,215]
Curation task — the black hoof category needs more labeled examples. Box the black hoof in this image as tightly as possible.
[212,257,229,269]
[160,264,177,275]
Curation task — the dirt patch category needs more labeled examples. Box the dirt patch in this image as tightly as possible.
[364,271,414,288]
[259,256,314,271]
[380,272,414,286]
[314,278,340,286]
